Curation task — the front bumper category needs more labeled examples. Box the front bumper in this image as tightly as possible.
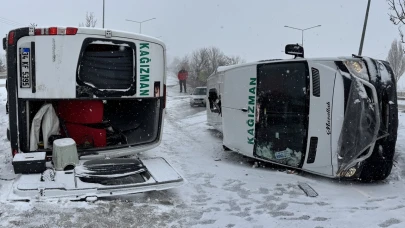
[191,99,205,105]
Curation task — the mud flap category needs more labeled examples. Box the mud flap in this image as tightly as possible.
[7,157,184,201]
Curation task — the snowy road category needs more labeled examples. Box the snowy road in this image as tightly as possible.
[0,79,405,227]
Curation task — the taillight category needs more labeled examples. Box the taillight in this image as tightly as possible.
[8,31,15,45]
[66,27,78,35]
[12,149,18,157]
[33,27,78,36]
[164,84,166,109]
[48,27,58,35]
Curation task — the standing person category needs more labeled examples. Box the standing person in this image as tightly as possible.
[177,67,188,93]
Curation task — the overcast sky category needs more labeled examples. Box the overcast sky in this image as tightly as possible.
[0,0,400,63]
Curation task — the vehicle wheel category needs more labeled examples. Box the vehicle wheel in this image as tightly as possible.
[359,160,393,182]
[223,145,231,151]
[7,128,10,141]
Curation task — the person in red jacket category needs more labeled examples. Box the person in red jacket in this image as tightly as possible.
[177,67,188,93]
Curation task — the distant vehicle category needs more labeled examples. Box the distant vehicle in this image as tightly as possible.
[206,44,398,182]
[2,26,183,200]
[190,86,207,107]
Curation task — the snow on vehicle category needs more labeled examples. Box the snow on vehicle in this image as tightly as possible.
[189,86,207,107]
[206,44,398,181]
[2,26,183,200]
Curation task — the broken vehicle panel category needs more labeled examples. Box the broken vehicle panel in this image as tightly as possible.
[8,157,183,201]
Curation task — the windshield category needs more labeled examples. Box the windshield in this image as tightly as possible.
[254,62,309,167]
[193,88,206,95]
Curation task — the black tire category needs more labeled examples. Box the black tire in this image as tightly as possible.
[7,128,10,141]
[359,140,395,182]
[359,160,393,182]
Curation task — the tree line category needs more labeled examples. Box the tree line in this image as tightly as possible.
[388,0,405,83]
[169,47,244,87]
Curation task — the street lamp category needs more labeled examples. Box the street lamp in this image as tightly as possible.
[358,0,371,56]
[284,25,321,47]
[102,0,105,28]
[126,18,156,34]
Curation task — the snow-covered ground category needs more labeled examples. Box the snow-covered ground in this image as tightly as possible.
[0,74,405,227]
[166,71,178,87]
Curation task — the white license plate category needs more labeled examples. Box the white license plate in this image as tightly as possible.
[20,48,31,88]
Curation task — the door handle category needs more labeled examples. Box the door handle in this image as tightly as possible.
[240,108,248,112]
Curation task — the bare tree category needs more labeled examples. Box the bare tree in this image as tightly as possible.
[206,47,225,75]
[179,56,190,71]
[79,12,97,28]
[170,56,190,74]
[387,39,405,82]
[388,0,405,42]
[170,46,245,87]
[224,55,245,65]
[190,48,210,86]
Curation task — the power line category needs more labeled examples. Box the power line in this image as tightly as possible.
[0,19,20,26]
[0,17,25,27]
[0,20,21,27]
[0,16,24,25]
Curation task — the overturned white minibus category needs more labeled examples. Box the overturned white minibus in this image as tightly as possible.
[2,26,183,200]
[207,44,398,181]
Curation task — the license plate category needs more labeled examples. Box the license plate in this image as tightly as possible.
[275,151,291,160]
[20,48,31,88]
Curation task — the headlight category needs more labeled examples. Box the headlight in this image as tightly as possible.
[343,60,369,80]
[344,167,357,177]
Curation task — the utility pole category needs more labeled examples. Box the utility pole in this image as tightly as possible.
[358,0,371,56]
[102,0,105,28]
[126,18,156,34]
[284,25,321,47]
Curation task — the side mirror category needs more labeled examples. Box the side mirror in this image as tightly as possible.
[285,44,304,58]
[2,37,6,50]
